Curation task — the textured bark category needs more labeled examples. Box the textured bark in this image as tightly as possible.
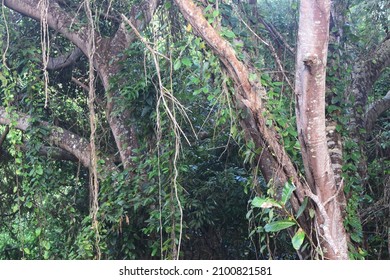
[96,0,160,169]
[295,0,348,259]
[365,90,390,135]
[351,37,390,132]
[350,37,390,180]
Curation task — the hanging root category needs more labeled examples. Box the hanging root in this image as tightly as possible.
[38,0,50,108]
[84,0,100,260]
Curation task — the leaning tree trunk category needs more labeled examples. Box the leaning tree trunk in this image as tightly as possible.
[173,0,307,214]
[295,0,348,259]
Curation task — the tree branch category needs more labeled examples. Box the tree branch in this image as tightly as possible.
[0,106,91,167]
[351,37,390,129]
[47,47,83,70]
[4,0,89,54]
[0,143,78,162]
[365,90,390,135]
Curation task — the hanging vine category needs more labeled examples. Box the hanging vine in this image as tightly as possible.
[84,0,100,260]
[38,0,50,108]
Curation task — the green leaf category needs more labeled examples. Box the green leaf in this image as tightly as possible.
[296,197,308,219]
[281,181,296,205]
[252,197,282,209]
[173,60,181,70]
[0,72,8,86]
[26,201,33,209]
[42,241,51,250]
[222,29,236,39]
[264,220,295,232]
[181,57,192,67]
[35,228,42,237]
[291,228,305,250]
[36,166,43,175]
[24,248,31,255]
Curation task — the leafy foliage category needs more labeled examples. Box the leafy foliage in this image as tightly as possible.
[0,0,389,260]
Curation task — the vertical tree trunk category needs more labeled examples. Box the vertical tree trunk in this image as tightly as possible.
[295,0,348,259]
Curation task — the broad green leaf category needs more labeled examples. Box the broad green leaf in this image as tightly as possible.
[173,60,181,70]
[281,181,296,205]
[296,197,308,219]
[43,250,50,260]
[181,57,192,67]
[35,228,42,237]
[292,228,305,250]
[42,241,51,250]
[12,204,19,213]
[252,197,282,209]
[36,166,43,175]
[24,248,30,255]
[222,29,236,39]
[264,220,295,232]
[26,201,33,209]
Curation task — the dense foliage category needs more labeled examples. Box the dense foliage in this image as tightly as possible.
[0,0,389,259]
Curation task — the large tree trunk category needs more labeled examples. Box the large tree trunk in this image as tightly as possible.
[295,0,348,259]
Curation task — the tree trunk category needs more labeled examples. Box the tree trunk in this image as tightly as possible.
[295,0,348,259]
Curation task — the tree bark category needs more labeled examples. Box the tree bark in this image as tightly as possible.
[365,90,390,135]
[295,0,348,259]
[349,37,390,182]
[351,37,390,133]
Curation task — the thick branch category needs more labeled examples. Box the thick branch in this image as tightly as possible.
[1,143,78,162]
[0,106,91,167]
[97,0,161,169]
[351,37,390,129]
[365,90,390,135]
[47,47,83,70]
[4,0,89,54]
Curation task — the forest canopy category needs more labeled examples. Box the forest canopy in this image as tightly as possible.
[0,0,389,260]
